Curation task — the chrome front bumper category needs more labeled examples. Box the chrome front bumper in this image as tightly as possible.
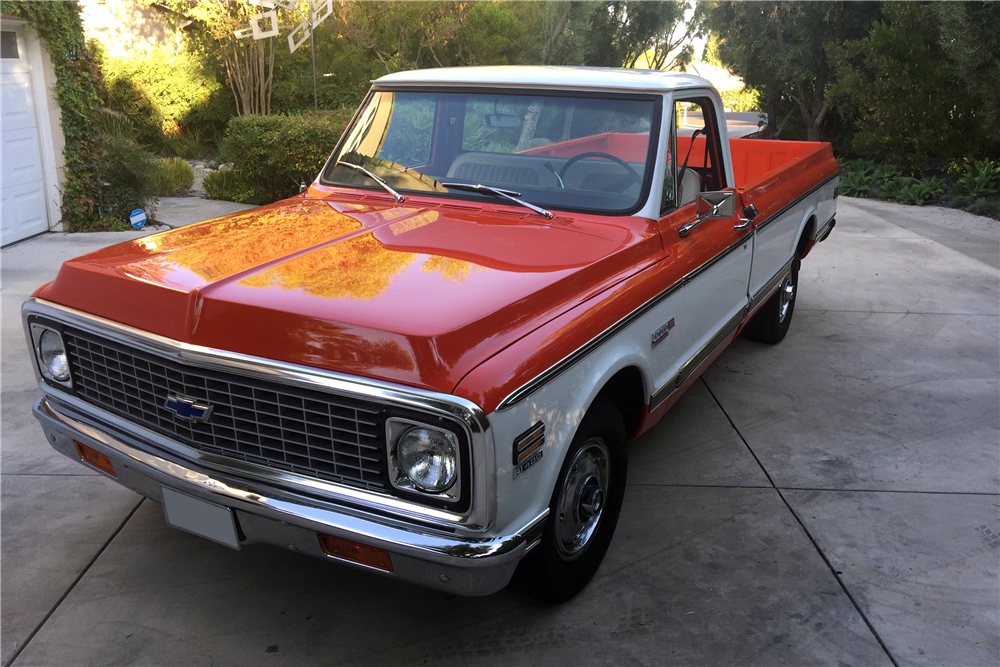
[34,397,544,597]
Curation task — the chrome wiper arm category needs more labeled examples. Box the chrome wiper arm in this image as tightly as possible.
[336,160,405,203]
[441,182,553,220]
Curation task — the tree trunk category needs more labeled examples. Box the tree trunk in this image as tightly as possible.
[540,1,574,65]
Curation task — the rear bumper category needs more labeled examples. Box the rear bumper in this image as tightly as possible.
[34,396,544,597]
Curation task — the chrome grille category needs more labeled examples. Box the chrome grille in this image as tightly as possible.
[63,328,387,490]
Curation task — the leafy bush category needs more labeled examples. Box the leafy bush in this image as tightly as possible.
[101,134,158,227]
[952,159,1000,199]
[879,177,914,202]
[895,178,945,206]
[204,169,261,204]
[149,158,194,196]
[217,109,354,204]
[100,47,233,151]
[719,87,762,112]
[873,164,901,187]
[168,127,211,160]
[839,159,877,197]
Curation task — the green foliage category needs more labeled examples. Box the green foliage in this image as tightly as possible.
[830,3,981,175]
[149,158,194,196]
[718,88,761,112]
[99,47,232,151]
[878,177,912,203]
[952,159,1000,200]
[217,109,354,204]
[962,198,1000,220]
[203,169,257,203]
[701,1,880,140]
[101,134,158,225]
[872,164,901,187]
[168,127,210,160]
[893,178,944,206]
[937,2,1000,146]
[585,1,694,70]
[0,0,103,230]
[838,160,876,197]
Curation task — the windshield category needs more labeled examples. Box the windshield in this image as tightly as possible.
[321,90,660,215]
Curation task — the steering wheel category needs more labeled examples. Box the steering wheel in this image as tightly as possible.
[557,151,642,193]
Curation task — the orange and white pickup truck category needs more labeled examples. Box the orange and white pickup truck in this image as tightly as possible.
[23,67,838,602]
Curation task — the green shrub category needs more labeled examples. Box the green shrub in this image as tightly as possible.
[873,164,901,187]
[217,109,354,204]
[719,87,762,113]
[203,169,262,203]
[895,178,945,206]
[952,159,1000,199]
[100,48,233,151]
[840,160,877,197]
[149,157,194,196]
[168,127,211,160]
[101,134,158,226]
[879,176,913,202]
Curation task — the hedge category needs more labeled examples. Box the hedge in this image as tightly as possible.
[211,109,355,205]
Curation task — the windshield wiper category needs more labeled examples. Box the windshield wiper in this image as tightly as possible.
[336,160,405,203]
[440,182,553,220]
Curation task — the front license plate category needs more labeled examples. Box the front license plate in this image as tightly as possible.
[161,487,240,550]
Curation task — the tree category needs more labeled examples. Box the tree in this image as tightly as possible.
[938,1,1000,146]
[701,1,880,140]
[585,1,697,70]
[830,2,983,173]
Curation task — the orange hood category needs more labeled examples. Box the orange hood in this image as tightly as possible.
[38,192,660,394]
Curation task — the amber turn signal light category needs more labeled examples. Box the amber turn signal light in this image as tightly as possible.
[318,534,393,572]
[74,441,117,477]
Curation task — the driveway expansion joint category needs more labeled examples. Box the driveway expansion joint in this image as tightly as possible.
[700,376,902,667]
[3,498,145,667]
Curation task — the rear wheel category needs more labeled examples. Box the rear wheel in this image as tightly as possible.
[511,398,627,603]
[743,258,799,344]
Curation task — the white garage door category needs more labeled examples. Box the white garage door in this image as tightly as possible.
[1,26,50,246]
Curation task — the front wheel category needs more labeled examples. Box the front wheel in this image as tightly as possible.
[742,258,799,344]
[511,398,627,603]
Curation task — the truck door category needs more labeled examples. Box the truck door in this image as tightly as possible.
[647,94,753,411]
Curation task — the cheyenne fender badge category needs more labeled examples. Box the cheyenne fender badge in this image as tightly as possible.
[164,394,214,422]
[651,317,676,347]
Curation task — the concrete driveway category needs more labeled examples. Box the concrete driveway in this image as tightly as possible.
[2,197,997,666]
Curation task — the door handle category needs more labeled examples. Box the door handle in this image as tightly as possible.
[734,217,753,231]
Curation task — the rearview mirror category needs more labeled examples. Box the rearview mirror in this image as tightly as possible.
[484,114,522,129]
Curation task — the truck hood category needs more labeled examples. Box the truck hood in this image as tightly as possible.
[38,194,658,393]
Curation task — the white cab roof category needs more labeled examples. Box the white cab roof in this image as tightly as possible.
[374,66,712,94]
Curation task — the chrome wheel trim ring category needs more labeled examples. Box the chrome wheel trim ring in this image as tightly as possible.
[554,438,610,561]
[778,274,795,323]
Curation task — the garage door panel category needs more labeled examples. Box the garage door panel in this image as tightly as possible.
[1,180,47,244]
[2,126,44,187]
[1,71,36,131]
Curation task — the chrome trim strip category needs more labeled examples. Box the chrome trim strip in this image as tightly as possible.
[649,307,745,410]
[497,232,751,411]
[37,396,548,567]
[749,257,795,313]
[23,299,496,531]
[753,171,840,234]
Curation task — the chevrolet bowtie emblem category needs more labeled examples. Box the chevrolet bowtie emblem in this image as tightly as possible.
[164,394,214,422]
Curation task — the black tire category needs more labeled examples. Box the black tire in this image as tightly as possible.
[742,258,800,344]
[511,398,627,603]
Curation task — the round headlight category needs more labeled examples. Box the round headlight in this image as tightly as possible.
[396,426,457,493]
[39,329,70,382]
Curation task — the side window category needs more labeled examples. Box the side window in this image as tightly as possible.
[674,96,726,207]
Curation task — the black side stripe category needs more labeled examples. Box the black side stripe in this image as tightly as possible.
[496,171,838,411]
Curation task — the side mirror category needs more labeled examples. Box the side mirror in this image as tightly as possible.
[484,114,522,129]
[696,191,736,220]
[679,191,736,237]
